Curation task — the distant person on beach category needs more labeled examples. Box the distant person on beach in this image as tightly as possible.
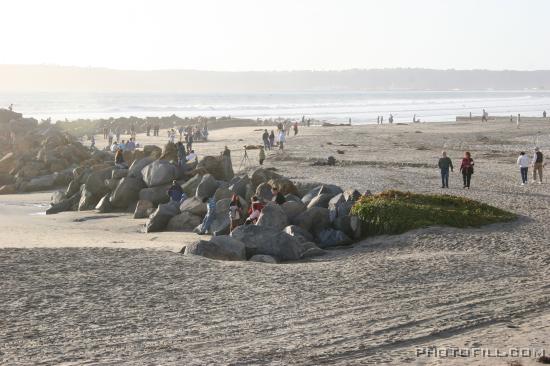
[294,122,299,135]
[90,135,96,149]
[517,151,530,186]
[108,130,114,145]
[229,194,243,232]
[307,119,311,127]
[259,146,266,165]
[8,104,13,111]
[167,180,186,204]
[126,138,135,151]
[482,109,488,122]
[245,196,264,225]
[146,124,151,136]
[348,118,352,126]
[177,142,186,165]
[377,116,380,124]
[438,151,454,188]
[110,141,119,152]
[532,147,544,184]
[198,196,216,235]
[543,111,547,118]
[380,116,384,124]
[278,130,286,151]
[389,114,394,124]
[262,129,270,150]
[119,140,126,150]
[103,127,108,139]
[271,187,286,205]
[460,151,474,189]
[114,149,127,168]
[269,130,275,148]
[186,149,197,162]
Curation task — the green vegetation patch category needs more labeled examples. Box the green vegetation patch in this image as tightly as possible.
[351,190,516,236]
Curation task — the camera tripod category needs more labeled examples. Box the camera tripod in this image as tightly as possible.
[239,148,254,172]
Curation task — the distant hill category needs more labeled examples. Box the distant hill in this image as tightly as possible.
[2,65,550,92]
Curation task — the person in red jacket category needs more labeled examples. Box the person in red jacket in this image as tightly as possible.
[459,151,474,189]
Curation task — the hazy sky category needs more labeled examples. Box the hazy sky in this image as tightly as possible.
[2,0,549,71]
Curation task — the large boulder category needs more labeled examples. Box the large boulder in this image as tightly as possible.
[181,174,202,197]
[112,168,128,179]
[139,185,170,206]
[214,186,233,201]
[229,175,250,198]
[179,196,207,217]
[195,174,220,199]
[159,142,178,162]
[255,182,273,202]
[249,255,277,264]
[328,191,360,221]
[143,145,162,158]
[267,177,299,196]
[307,193,334,209]
[284,225,314,243]
[46,193,80,215]
[230,225,304,261]
[251,168,282,188]
[95,194,112,213]
[78,185,100,211]
[166,212,202,231]
[316,229,352,248]
[301,185,343,206]
[24,173,59,192]
[197,155,234,181]
[299,242,327,259]
[0,172,14,186]
[83,168,112,196]
[141,160,177,187]
[110,177,145,209]
[281,200,306,221]
[134,200,154,219]
[145,201,180,232]
[292,207,331,235]
[128,157,155,179]
[256,203,288,231]
[0,184,16,195]
[184,237,246,261]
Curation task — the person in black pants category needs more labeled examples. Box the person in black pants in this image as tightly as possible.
[459,151,474,189]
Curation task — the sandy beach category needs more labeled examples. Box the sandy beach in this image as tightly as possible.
[2,120,550,365]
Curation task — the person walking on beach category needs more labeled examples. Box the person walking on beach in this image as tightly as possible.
[460,151,474,189]
[293,122,299,135]
[269,130,275,149]
[438,151,453,188]
[262,129,270,150]
[532,147,544,184]
[278,129,286,151]
[377,116,380,124]
[259,146,266,165]
[229,194,243,232]
[517,151,530,186]
[517,114,521,129]
[197,196,216,235]
[482,109,488,122]
[543,111,547,118]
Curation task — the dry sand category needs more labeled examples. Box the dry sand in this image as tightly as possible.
[1,120,550,365]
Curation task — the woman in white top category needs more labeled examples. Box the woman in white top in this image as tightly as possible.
[278,130,286,150]
[517,151,530,185]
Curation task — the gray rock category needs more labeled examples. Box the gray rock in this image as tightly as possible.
[284,194,302,202]
[214,186,233,201]
[196,174,220,199]
[105,178,121,191]
[46,193,80,215]
[255,182,273,202]
[179,196,207,217]
[307,193,334,209]
[333,215,355,238]
[229,175,250,198]
[292,207,331,235]
[316,229,352,248]
[141,160,177,187]
[230,225,303,261]
[301,184,343,206]
[25,173,59,192]
[328,192,358,221]
[110,177,145,209]
[134,200,154,219]
[145,201,180,232]
[95,194,112,213]
[196,155,234,181]
[166,212,202,231]
[83,168,112,196]
[281,200,306,221]
[251,168,282,188]
[256,202,288,231]
[112,168,129,179]
[78,184,100,211]
[51,190,66,205]
[184,237,246,261]
[139,185,170,205]
[181,174,203,197]
[284,225,314,243]
[299,242,327,258]
[128,157,155,179]
[249,255,277,264]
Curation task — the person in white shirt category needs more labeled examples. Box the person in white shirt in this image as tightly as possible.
[278,130,286,151]
[186,150,197,162]
[517,151,530,185]
[110,142,119,152]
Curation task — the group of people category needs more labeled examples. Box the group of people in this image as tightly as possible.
[376,114,394,124]
[176,141,197,167]
[195,186,287,235]
[437,147,545,189]
[146,124,161,137]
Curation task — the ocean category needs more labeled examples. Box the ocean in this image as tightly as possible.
[1,90,550,124]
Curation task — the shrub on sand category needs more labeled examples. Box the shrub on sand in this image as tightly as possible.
[351,190,516,236]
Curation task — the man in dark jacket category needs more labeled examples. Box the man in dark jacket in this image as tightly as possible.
[271,187,286,205]
[438,151,454,188]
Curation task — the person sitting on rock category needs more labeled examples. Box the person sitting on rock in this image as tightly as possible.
[198,196,216,235]
[110,141,119,152]
[167,180,186,204]
[271,187,286,205]
[126,138,136,151]
[245,196,264,225]
[259,146,266,165]
[114,149,127,169]
[186,149,197,162]
[229,194,243,232]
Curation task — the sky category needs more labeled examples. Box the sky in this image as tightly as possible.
[1,0,549,71]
